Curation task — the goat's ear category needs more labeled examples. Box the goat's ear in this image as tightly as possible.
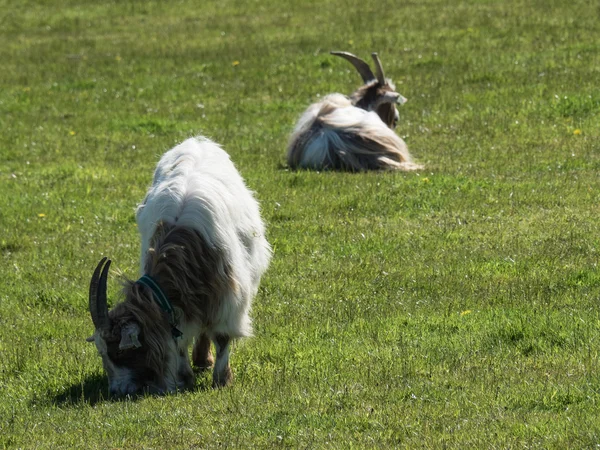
[382,91,407,106]
[119,322,142,350]
[86,335,95,342]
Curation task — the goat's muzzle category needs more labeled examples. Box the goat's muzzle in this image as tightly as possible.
[89,257,111,334]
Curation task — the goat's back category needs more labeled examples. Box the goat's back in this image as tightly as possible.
[136,137,271,293]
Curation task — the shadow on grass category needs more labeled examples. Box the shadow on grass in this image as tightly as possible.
[51,373,109,406]
[51,372,213,406]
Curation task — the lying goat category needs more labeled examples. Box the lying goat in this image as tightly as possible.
[87,137,271,395]
[287,51,423,171]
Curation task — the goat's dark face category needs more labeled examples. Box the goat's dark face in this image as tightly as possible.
[89,316,171,396]
[331,51,407,129]
[352,83,406,129]
[373,87,406,129]
[87,258,181,396]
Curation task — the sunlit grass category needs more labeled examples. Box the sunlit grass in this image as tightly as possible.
[1,0,600,447]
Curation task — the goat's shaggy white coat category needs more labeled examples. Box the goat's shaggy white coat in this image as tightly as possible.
[136,136,271,339]
[289,94,421,171]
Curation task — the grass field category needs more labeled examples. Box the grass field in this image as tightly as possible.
[1,0,600,447]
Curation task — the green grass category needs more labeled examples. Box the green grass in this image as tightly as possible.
[1,0,600,447]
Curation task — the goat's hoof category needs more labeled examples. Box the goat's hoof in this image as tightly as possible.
[212,367,233,388]
[193,356,214,372]
[178,371,195,391]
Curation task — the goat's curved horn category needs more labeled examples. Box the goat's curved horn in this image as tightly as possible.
[89,257,111,333]
[371,53,386,85]
[330,51,376,83]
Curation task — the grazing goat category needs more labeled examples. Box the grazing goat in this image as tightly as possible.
[287,51,423,171]
[87,137,271,395]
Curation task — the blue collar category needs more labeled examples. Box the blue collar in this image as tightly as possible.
[136,274,183,339]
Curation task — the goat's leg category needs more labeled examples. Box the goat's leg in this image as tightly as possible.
[212,334,233,387]
[177,348,195,390]
[192,332,214,371]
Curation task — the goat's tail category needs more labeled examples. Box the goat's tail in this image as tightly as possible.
[287,96,422,172]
